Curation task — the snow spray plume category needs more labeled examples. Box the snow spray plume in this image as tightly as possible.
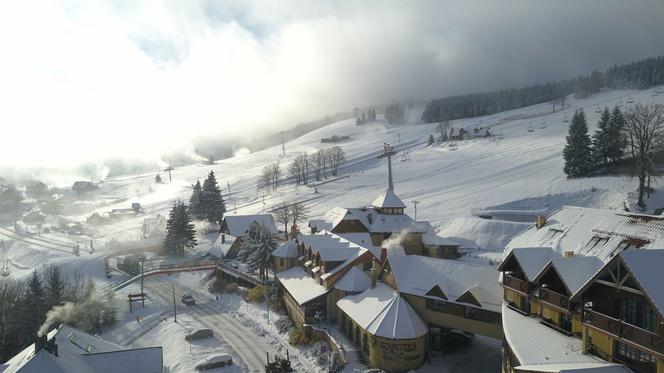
[382,229,410,257]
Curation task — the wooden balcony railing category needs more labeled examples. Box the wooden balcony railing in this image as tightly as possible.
[583,309,664,356]
[540,288,570,311]
[503,274,528,294]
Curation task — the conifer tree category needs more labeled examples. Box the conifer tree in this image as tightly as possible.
[200,171,226,225]
[607,106,627,163]
[592,107,612,167]
[238,222,276,280]
[20,270,46,345]
[45,265,65,309]
[189,180,203,219]
[164,201,197,256]
[563,109,592,177]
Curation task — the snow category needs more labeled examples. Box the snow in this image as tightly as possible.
[539,256,605,296]
[388,255,502,312]
[333,266,370,293]
[502,303,617,367]
[271,240,298,258]
[422,230,460,246]
[276,266,329,305]
[501,247,557,281]
[372,189,406,209]
[514,363,629,372]
[336,283,428,339]
[619,249,664,316]
[221,214,278,236]
[211,234,236,257]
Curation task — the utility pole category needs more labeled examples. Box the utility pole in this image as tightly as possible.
[164,166,174,182]
[279,131,286,157]
[172,284,177,323]
[383,143,395,191]
[140,256,146,308]
[413,200,420,221]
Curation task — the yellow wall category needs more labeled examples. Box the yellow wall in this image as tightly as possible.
[583,325,613,361]
[530,299,540,315]
[367,334,426,371]
[657,359,664,373]
[404,294,503,339]
[540,303,560,326]
[505,289,526,312]
[326,288,345,323]
[282,291,305,329]
[572,313,583,335]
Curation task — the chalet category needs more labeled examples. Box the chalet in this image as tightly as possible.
[336,255,503,371]
[25,181,48,198]
[500,206,664,373]
[218,214,279,258]
[0,324,163,373]
[21,210,46,225]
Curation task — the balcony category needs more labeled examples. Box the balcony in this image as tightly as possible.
[503,274,528,294]
[583,309,664,357]
[540,288,570,311]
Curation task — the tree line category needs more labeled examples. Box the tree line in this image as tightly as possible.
[287,146,345,187]
[0,267,116,362]
[563,103,664,207]
[422,55,664,123]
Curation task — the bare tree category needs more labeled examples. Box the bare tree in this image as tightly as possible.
[273,202,291,240]
[328,146,345,176]
[290,202,310,238]
[258,165,272,192]
[624,103,664,207]
[310,150,326,181]
[270,161,281,190]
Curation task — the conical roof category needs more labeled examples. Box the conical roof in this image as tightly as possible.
[334,266,371,292]
[372,189,406,209]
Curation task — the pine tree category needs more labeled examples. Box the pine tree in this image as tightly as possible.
[563,109,593,177]
[607,106,627,163]
[164,201,197,256]
[238,222,276,280]
[45,265,65,308]
[200,171,226,225]
[592,107,611,167]
[189,180,203,219]
[20,271,46,345]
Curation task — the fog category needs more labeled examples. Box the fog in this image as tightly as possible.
[1,0,664,181]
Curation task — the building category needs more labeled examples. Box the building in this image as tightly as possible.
[217,214,279,258]
[500,206,664,373]
[71,181,98,196]
[0,324,163,373]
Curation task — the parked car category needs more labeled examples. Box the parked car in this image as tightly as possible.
[185,329,213,341]
[181,294,196,305]
[195,355,233,370]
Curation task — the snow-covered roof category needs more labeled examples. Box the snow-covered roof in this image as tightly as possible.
[335,232,381,257]
[502,303,621,368]
[334,266,371,292]
[320,206,427,235]
[501,247,557,281]
[272,240,299,258]
[515,363,629,372]
[388,255,502,312]
[276,266,329,305]
[308,219,333,231]
[620,249,664,316]
[211,234,236,257]
[337,283,427,339]
[1,324,162,373]
[298,233,365,262]
[422,231,460,246]
[535,256,604,296]
[222,214,278,236]
[506,206,664,262]
[372,189,406,209]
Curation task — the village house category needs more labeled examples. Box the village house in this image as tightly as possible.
[500,206,664,373]
[0,324,163,373]
[214,214,279,259]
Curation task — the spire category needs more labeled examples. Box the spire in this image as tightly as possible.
[384,143,395,191]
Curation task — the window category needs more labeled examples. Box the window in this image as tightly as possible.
[615,342,657,371]
[464,307,478,320]
[619,298,658,332]
[280,258,285,267]
[426,298,445,312]
[363,261,372,271]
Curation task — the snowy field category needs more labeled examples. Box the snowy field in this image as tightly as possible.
[3,86,664,372]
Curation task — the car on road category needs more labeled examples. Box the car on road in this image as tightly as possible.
[181,294,196,305]
[185,328,213,341]
[195,354,233,370]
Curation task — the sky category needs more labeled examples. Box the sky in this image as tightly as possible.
[1,0,664,177]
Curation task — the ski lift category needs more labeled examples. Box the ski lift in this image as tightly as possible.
[540,120,547,129]
[627,96,634,104]
[562,114,569,123]
[497,129,504,140]
[595,106,601,114]
[527,123,534,132]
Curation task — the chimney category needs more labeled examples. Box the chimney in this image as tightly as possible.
[380,247,387,264]
[221,234,225,244]
[367,213,373,225]
[536,215,546,229]
[370,260,377,289]
[34,334,47,354]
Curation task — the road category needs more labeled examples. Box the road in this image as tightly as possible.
[143,274,279,373]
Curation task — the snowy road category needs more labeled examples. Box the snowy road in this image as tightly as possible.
[143,275,278,373]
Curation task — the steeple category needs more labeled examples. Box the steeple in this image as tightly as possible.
[384,143,395,191]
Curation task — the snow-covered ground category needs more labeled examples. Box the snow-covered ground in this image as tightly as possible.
[4,87,664,371]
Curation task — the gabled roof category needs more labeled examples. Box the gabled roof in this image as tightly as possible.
[500,247,557,281]
[222,214,278,236]
[1,324,162,373]
[422,231,460,246]
[334,266,371,292]
[620,249,664,316]
[276,266,329,305]
[389,255,502,312]
[211,234,236,257]
[317,206,427,235]
[298,233,365,262]
[272,240,299,258]
[337,283,428,339]
[372,189,406,209]
[506,206,664,261]
[535,256,604,296]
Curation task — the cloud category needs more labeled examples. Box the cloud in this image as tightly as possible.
[1,0,664,173]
